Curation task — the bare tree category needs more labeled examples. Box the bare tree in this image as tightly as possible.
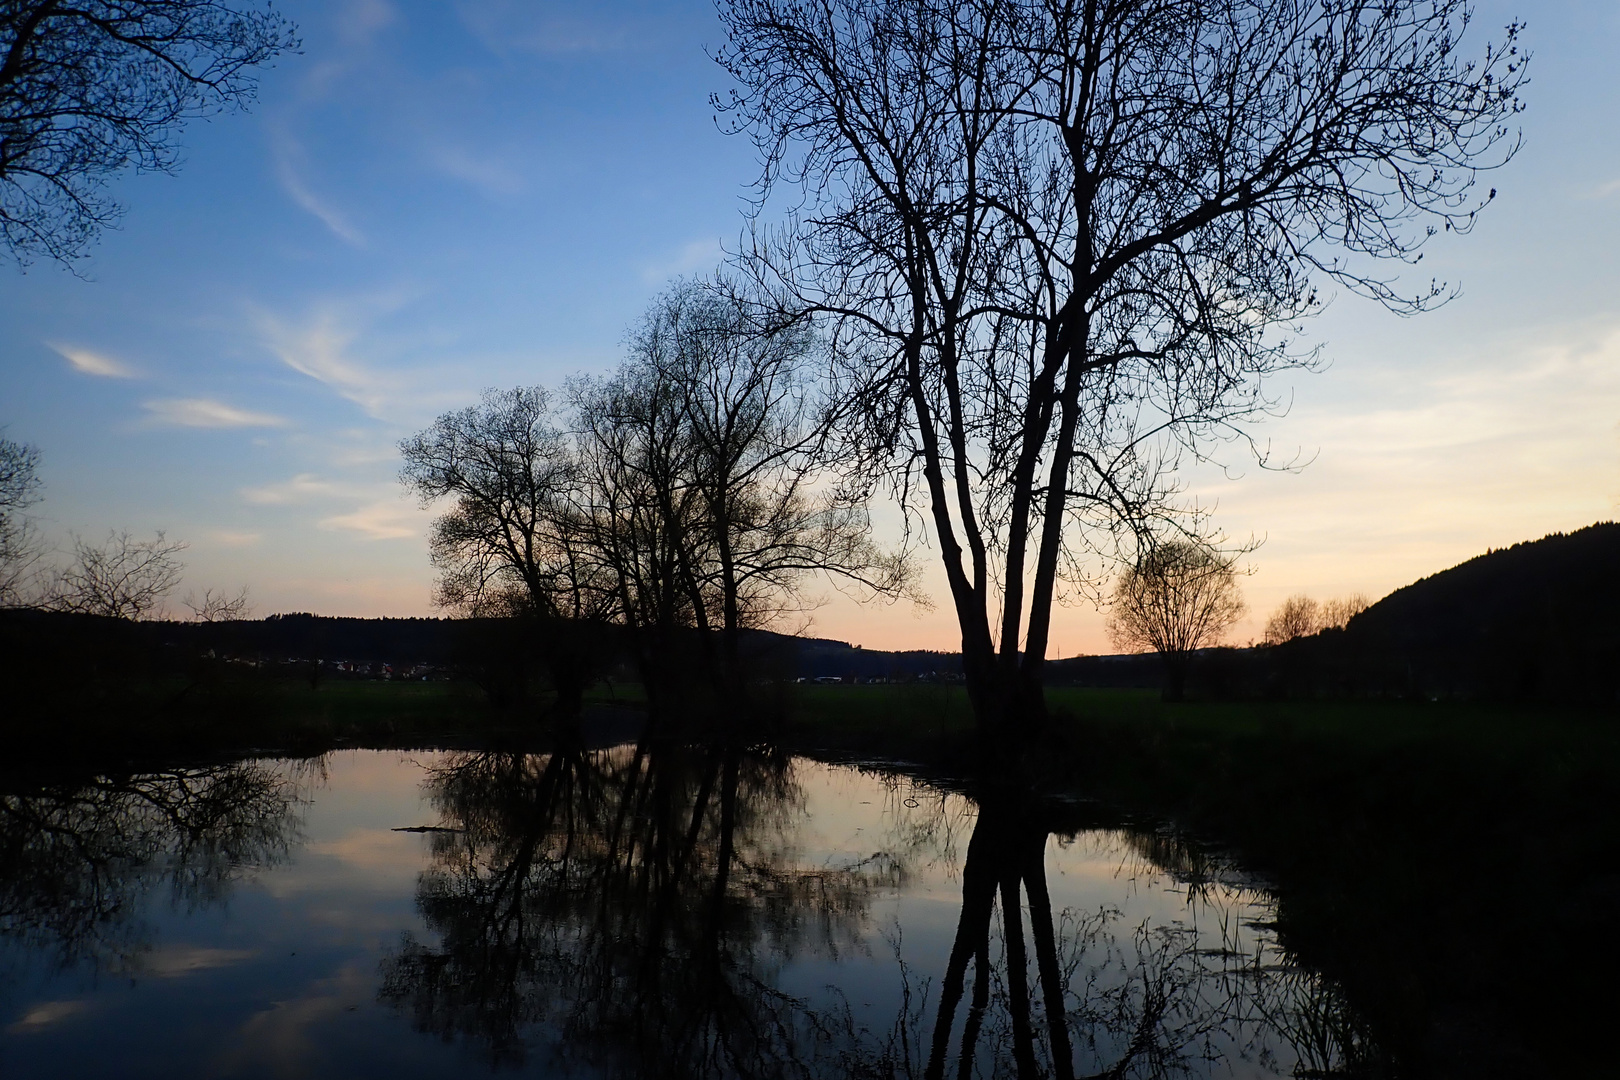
[1,1,298,267]
[628,281,915,690]
[183,584,251,622]
[717,0,1526,744]
[1108,540,1246,701]
[399,387,617,715]
[52,529,187,619]
[1320,592,1371,630]
[0,430,44,606]
[1263,590,1370,643]
[399,387,598,621]
[1263,594,1321,645]
[566,282,916,709]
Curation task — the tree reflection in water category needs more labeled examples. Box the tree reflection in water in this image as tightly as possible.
[381,742,1382,1078]
[380,740,901,1074]
[0,761,304,974]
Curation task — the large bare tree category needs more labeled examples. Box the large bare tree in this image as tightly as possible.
[716,0,1525,744]
[1,0,297,266]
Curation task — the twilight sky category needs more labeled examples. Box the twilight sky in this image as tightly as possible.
[1,0,1617,654]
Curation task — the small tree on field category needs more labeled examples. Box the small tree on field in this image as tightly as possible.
[52,530,187,619]
[1108,541,1246,701]
[1263,594,1321,644]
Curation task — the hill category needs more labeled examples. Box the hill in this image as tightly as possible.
[1338,521,1620,701]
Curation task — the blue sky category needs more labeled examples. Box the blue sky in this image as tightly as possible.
[1,0,1617,652]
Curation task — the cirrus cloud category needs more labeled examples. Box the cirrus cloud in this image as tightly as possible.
[143,398,289,429]
[51,343,138,378]
[318,500,421,541]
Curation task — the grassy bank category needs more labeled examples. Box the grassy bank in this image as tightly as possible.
[0,673,652,763]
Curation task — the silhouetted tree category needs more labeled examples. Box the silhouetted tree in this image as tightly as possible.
[0,430,43,605]
[0,0,297,266]
[183,584,251,621]
[597,281,914,704]
[1107,540,1245,700]
[717,0,1526,747]
[1320,592,1371,630]
[50,528,186,619]
[1264,591,1371,644]
[1264,593,1321,645]
[399,386,611,715]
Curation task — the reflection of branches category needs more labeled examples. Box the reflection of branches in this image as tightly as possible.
[0,761,302,972]
[874,796,1384,1080]
[380,743,902,1076]
[382,750,1381,1078]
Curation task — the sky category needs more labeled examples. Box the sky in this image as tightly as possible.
[1,0,1617,654]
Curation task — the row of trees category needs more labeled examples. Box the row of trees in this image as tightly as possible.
[1263,592,1373,645]
[400,282,915,717]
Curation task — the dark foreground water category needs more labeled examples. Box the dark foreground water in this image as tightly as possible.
[1,749,1368,1078]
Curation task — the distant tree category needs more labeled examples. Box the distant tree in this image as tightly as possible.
[399,387,596,622]
[52,529,186,619]
[621,281,913,693]
[0,430,44,605]
[569,281,915,710]
[183,584,251,622]
[717,0,1526,746]
[1263,591,1372,644]
[1,1,298,267]
[399,387,612,715]
[1263,594,1321,645]
[1320,592,1371,630]
[1108,541,1246,701]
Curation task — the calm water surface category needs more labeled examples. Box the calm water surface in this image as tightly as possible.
[0,749,1362,1078]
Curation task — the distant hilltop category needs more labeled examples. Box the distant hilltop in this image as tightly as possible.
[1339,521,1619,701]
[1046,521,1620,704]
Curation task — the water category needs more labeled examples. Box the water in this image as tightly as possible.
[0,749,1368,1078]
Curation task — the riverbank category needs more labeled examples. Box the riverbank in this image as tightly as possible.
[5,678,1615,1074]
[779,685,1620,1077]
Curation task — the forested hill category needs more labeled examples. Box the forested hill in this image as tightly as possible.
[1350,521,1619,649]
[1332,521,1620,700]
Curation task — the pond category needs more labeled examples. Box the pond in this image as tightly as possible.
[1,747,1372,1078]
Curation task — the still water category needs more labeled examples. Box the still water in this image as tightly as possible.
[0,749,1364,1078]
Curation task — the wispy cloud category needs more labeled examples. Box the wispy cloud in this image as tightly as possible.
[51,343,138,378]
[256,307,390,416]
[141,946,257,979]
[241,473,350,505]
[143,398,288,429]
[429,143,524,196]
[207,529,263,547]
[338,0,396,45]
[270,128,366,247]
[319,500,420,540]
[6,1000,87,1033]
